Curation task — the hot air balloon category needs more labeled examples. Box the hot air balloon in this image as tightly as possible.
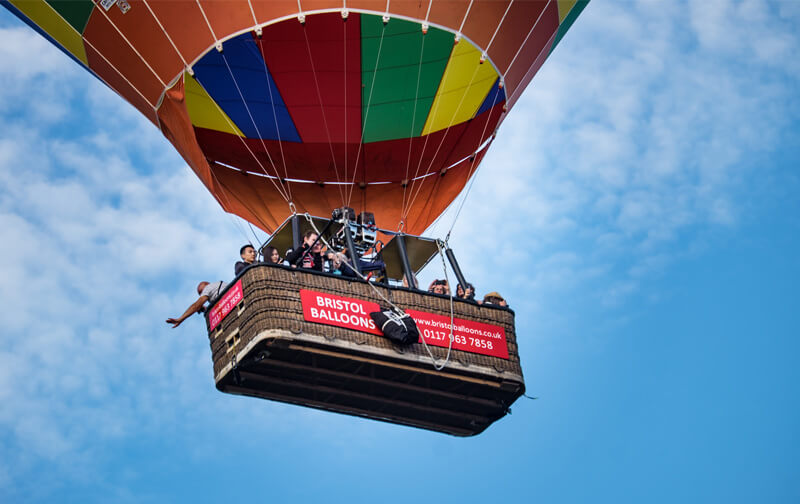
[2,0,589,435]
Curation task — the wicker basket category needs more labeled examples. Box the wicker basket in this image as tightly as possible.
[207,264,525,436]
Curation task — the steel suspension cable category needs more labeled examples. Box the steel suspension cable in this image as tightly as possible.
[302,213,454,371]
[402,2,513,221]
[255,36,294,202]
[300,22,347,206]
[192,0,293,204]
[502,0,552,80]
[400,28,430,226]
[437,85,502,236]
[219,52,293,202]
[345,19,388,207]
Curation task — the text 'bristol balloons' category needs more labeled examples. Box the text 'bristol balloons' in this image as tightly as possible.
[3,0,588,234]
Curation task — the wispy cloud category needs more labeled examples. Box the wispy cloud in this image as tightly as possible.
[0,2,799,500]
[0,20,297,497]
[432,0,800,315]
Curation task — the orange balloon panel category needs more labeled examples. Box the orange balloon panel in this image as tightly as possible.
[2,0,589,234]
[208,146,488,235]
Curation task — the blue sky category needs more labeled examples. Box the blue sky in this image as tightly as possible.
[1,1,798,502]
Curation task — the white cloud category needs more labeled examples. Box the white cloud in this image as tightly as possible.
[0,2,798,499]
[0,17,299,494]
[430,0,800,314]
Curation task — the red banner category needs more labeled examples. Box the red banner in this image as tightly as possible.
[300,290,382,335]
[406,309,509,359]
[300,290,509,359]
[208,280,243,331]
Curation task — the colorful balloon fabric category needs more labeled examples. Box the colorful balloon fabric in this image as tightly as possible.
[2,0,588,234]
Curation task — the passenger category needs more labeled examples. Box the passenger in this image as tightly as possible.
[262,245,283,265]
[286,231,325,271]
[327,250,348,275]
[166,281,227,328]
[339,250,386,280]
[234,244,258,275]
[456,282,476,301]
[428,279,450,295]
[482,291,508,307]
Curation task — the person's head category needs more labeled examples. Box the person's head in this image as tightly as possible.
[196,281,210,295]
[240,244,256,264]
[303,231,321,252]
[431,279,447,295]
[457,283,475,300]
[263,246,281,264]
[330,252,344,268]
[482,291,505,305]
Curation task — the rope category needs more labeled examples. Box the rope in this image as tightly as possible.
[142,0,189,67]
[92,4,166,87]
[247,0,258,25]
[80,38,156,110]
[403,0,512,222]
[457,1,475,36]
[400,25,429,223]
[113,1,279,238]
[300,23,347,206]
[207,161,275,234]
[402,53,488,219]
[38,4,158,119]
[229,214,257,246]
[445,142,493,236]
[254,37,294,202]
[191,74,293,204]
[302,214,454,371]
[190,6,293,205]
[196,0,219,41]
[484,0,515,59]
[343,16,349,199]
[440,81,501,237]
[219,51,293,201]
[247,221,264,248]
[503,0,553,81]
[346,20,388,207]
[505,6,561,105]
[420,238,455,371]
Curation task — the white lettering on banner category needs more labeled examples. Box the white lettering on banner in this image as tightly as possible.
[300,290,510,359]
[208,280,244,331]
[406,309,509,359]
[314,295,368,315]
[411,317,504,340]
[309,306,375,329]
[301,290,382,335]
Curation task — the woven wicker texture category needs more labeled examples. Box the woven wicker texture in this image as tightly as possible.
[209,265,523,382]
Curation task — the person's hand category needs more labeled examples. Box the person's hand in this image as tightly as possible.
[166,318,182,328]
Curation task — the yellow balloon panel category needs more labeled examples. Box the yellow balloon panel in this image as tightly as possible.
[557,0,580,24]
[184,73,244,137]
[421,39,498,137]
[9,0,88,65]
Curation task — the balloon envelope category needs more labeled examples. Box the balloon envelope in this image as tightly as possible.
[2,0,588,234]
